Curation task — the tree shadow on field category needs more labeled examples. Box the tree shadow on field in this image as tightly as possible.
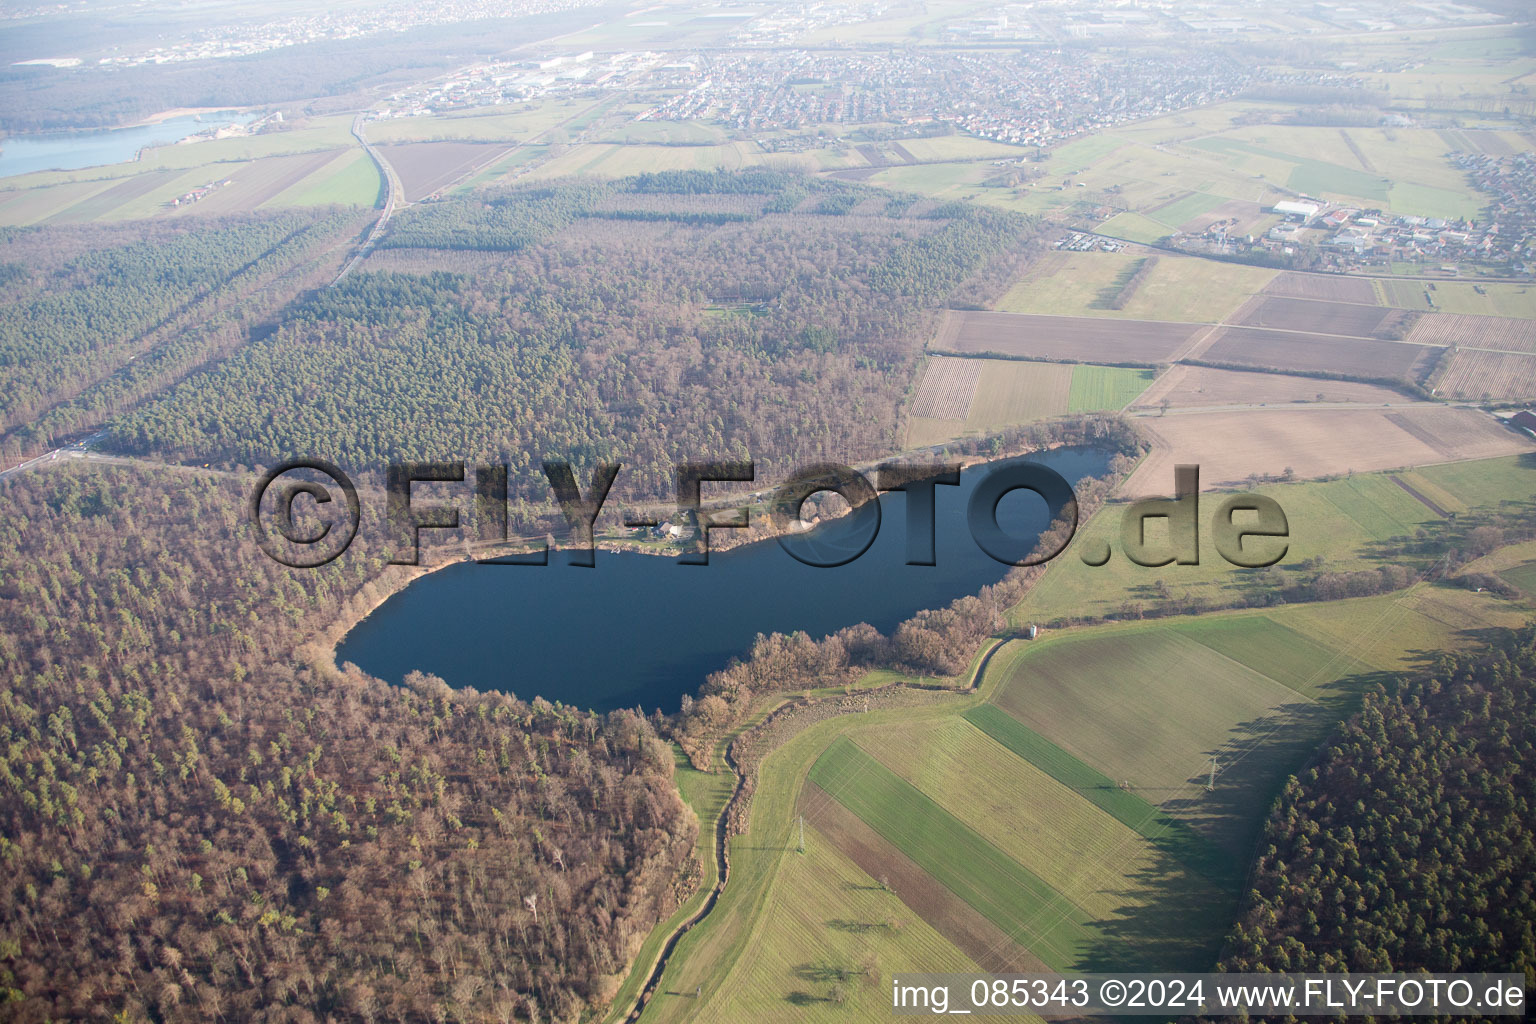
[1081,669,1399,973]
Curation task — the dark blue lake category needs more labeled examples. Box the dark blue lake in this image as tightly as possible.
[335,448,1109,712]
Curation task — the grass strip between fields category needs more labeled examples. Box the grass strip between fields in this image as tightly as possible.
[808,735,1098,969]
[961,705,1237,887]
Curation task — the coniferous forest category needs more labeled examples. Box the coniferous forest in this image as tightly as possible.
[109,172,1032,500]
[1222,628,1536,989]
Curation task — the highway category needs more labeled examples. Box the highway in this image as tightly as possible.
[332,113,404,286]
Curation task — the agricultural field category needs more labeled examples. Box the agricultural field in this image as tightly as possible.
[1413,452,1536,509]
[1273,586,1530,673]
[808,737,1106,969]
[1123,406,1530,497]
[1132,365,1413,409]
[935,311,1202,364]
[640,448,1536,1016]
[963,361,1074,433]
[1432,350,1536,401]
[1233,296,1400,338]
[521,141,771,180]
[1196,325,1437,382]
[262,149,382,208]
[1379,280,1536,319]
[988,628,1315,812]
[376,141,513,202]
[1013,461,1509,626]
[1264,272,1380,305]
[1499,561,1536,598]
[366,98,600,143]
[169,149,350,216]
[907,360,1153,444]
[909,356,982,421]
[1408,313,1536,353]
[851,717,1208,919]
[1067,366,1156,411]
[996,250,1274,323]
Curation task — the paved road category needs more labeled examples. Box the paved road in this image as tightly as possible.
[332,114,404,286]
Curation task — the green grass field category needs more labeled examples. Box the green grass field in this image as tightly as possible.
[854,717,1205,918]
[264,149,382,208]
[1096,211,1172,244]
[1499,561,1536,598]
[809,736,1101,969]
[989,628,1308,801]
[1165,616,1367,697]
[997,251,1273,323]
[1012,467,1450,626]
[1382,281,1536,319]
[1416,454,1536,510]
[1068,366,1156,411]
[1145,191,1225,228]
[961,705,1231,885]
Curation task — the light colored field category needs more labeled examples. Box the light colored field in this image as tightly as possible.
[1144,190,1226,229]
[1132,365,1412,409]
[937,311,1200,364]
[887,135,1031,162]
[0,177,124,225]
[909,356,982,420]
[851,718,1196,922]
[522,141,762,180]
[905,416,966,448]
[376,141,512,201]
[1267,272,1380,305]
[1068,366,1156,411]
[1434,349,1536,400]
[997,251,1274,323]
[990,629,1308,804]
[964,361,1073,433]
[1122,407,1531,497]
[995,250,1142,315]
[1273,586,1530,673]
[263,148,381,208]
[687,809,983,1023]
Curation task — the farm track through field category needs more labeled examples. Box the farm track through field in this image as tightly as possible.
[1390,475,1450,517]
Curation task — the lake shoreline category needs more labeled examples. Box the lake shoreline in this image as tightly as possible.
[324,442,1115,711]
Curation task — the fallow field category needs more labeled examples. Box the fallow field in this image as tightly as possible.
[1121,406,1528,497]
[1132,365,1412,409]
[934,310,1203,364]
[1262,271,1380,305]
[375,141,515,202]
[1195,325,1438,382]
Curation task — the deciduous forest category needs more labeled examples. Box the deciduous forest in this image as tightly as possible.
[0,464,695,1020]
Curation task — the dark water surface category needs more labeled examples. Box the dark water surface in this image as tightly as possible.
[336,448,1110,712]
